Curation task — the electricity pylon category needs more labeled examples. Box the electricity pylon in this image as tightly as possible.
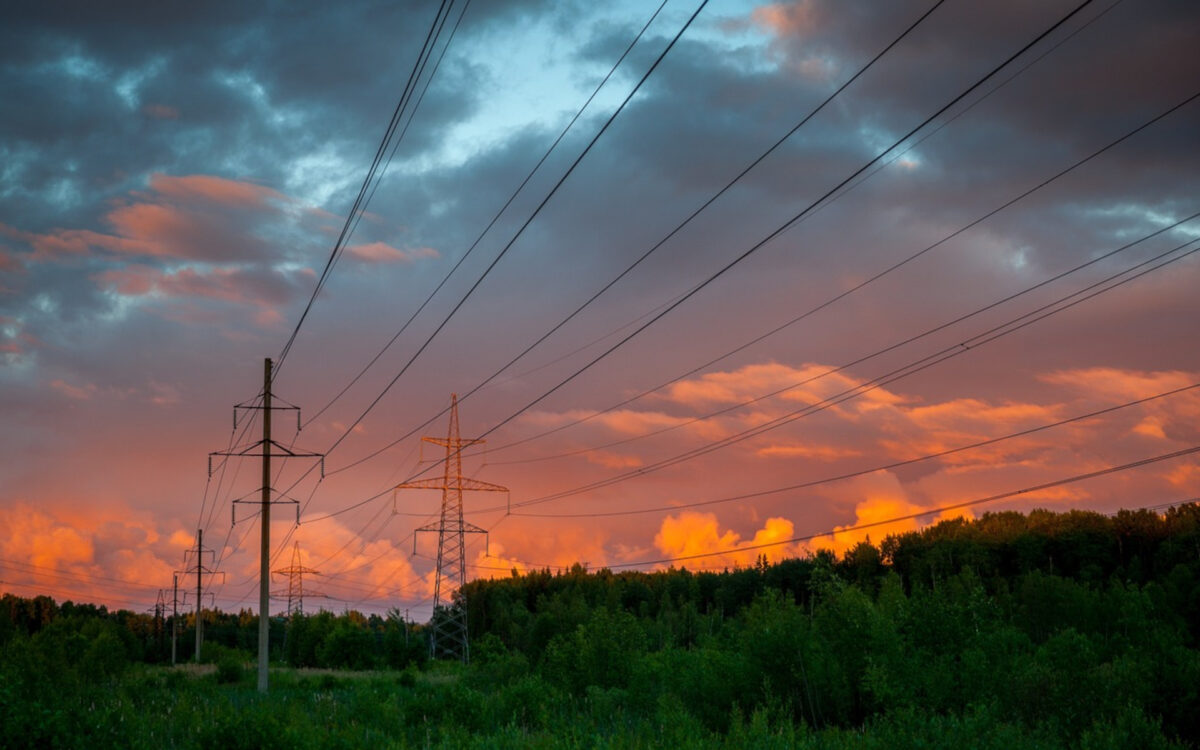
[152,588,166,649]
[271,541,325,616]
[209,358,323,694]
[394,394,507,663]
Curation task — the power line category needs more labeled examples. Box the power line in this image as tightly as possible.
[315,0,711,470]
[497,234,1200,511]
[275,0,456,374]
[261,0,712,562]
[466,0,1127,434]
[326,0,1099,485]
[479,86,1200,463]
[303,0,671,430]
[327,0,947,476]
[509,382,1200,518]
[311,209,1198,526]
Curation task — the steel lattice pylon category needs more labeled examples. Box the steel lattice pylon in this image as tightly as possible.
[394,394,506,662]
[272,541,324,617]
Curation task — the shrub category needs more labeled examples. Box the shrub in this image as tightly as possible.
[215,653,244,684]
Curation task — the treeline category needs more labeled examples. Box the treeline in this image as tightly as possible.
[1,503,1198,747]
[456,503,1200,744]
[0,594,428,671]
[464,504,1200,658]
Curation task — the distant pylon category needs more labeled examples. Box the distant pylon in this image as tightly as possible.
[394,394,507,662]
[153,588,166,646]
[272,541,324,616]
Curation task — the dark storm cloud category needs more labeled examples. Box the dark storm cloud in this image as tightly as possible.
[0,1,488,236]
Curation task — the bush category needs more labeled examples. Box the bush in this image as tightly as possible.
[215,653,244,684]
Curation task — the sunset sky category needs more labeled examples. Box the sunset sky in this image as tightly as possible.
[2,0,1198,619]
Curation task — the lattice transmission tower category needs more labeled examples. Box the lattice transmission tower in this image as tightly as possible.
[394,394,507,662]
[272,541,325,616]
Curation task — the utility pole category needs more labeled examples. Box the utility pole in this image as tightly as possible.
[258,357,271,693]
[178,529,220,663]
[209,357,322,693]
[272,541,325,616]
[394,394,507,662]
[171,573,178,666]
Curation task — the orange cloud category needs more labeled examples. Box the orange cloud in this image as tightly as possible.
[1040,367,1194,401]
[805,496,972,558]
[751,1,820,37]
[584,450,643,469]
[660,362,904,416]
[345,242,439,264]
[756,442,861,460]
[471,540,545,580]
[653,511,802,568]
[283,519,433,608]
[0,502,184,608]
[146,173,285,209]
[13,173,292,263]
[488,520,609,572]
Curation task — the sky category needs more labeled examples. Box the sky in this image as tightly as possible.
[1,0,1198,619]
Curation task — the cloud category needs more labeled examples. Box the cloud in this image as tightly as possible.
[805,473,973,558]
[142,103,179,119]
[15,173,292,263]
[49,378,97,401]
[146,173,285,209]
[0,248,22,273]
[584,450,643,469]
[0,502,184,607]
[345,242,439,264]
[92,262,313,327]
[756,442,861,460]
[653,511,803,569]
[1040,367,1195,402]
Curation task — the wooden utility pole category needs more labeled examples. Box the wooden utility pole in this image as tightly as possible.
[258,357,272,693]
[177,530,220,662]
[171,573,178,666]
[210,358,323,693]
[195,528,203,660]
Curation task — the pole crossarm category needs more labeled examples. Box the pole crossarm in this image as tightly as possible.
[393,477,508,493]
[209,440,325,478]
[232,493,303,525]
[180,591,216,607]
[235,401,301,431]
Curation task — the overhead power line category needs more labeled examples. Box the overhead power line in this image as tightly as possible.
[326,0,1099,484]
[509,382,1200,518]
[495,233,1200,511]
[314,0,711,469]
[327,0,948,475]
[480,86,1200,462]
[303,0,671,430]
[275,0,456,375]
[310,203,1197,527]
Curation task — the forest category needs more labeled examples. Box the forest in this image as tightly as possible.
[2,503,1198,748]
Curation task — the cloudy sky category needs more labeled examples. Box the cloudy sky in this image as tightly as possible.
[1,0,1198,617]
